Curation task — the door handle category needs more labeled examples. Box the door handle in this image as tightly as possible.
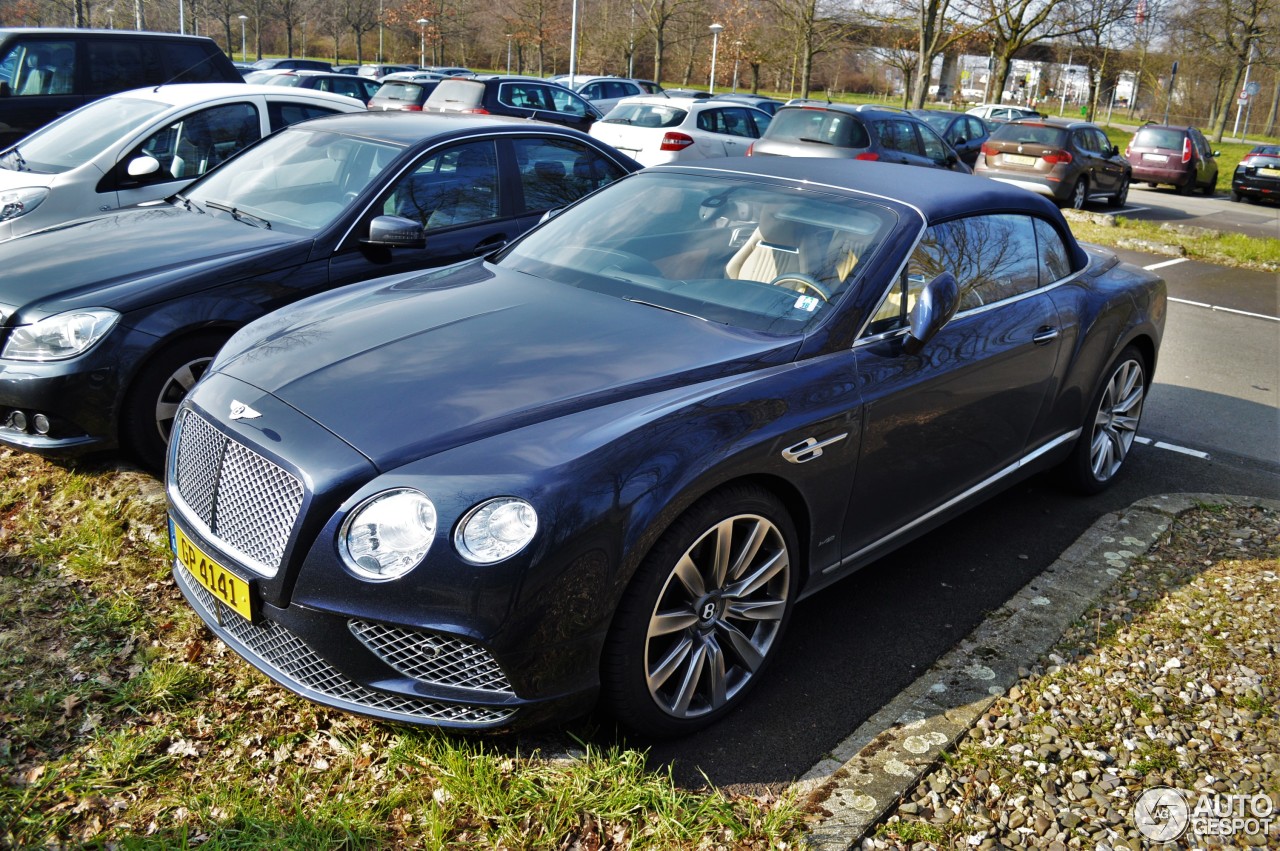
[1033,326,1060,345]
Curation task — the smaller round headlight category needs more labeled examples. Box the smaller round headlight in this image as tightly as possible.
[455,497,538,564]
[339,488,437,581]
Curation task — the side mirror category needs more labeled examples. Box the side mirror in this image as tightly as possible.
[903,272,960,355]
[0,81,9,97]
[363,214,425,248]
[1110,145,1121,157]
[127,155,161,178]
[1212,150,1221,157]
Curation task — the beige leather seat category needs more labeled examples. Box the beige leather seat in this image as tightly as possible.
[725,216,804,282]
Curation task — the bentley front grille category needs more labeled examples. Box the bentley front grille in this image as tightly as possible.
[171,410,304,576]
[183,573,517,728]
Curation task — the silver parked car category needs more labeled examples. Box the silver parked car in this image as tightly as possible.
[0,83,365,241]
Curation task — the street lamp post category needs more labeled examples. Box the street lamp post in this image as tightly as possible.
[708,23,724,94]
[417,19,429,69]
[238,15,248,63]
[506,34,513,74]
[732,40,742,92]
[106,7,114,28]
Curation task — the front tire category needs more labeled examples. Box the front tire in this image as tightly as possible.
[122,334,226,472]
[602,485,798,738]
[1108,175,1129,207]
[1061,345,1148,494]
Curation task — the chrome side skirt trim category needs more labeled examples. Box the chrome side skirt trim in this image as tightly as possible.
[823,428,1083,574]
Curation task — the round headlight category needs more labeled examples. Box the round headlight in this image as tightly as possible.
[339,488,437,581]
[454,498,538,564]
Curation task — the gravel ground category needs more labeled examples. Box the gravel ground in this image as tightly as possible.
[866,504,1279,851]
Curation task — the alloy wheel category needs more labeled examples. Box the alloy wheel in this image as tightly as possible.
[154,355,214,444]
[1088,357,1145,482]
[643,512,790,721]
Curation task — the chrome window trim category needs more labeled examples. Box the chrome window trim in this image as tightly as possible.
[823,429,1082,575]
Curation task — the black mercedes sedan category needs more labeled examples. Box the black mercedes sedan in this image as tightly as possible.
[166,158,1166,737]
[0,112,639,470]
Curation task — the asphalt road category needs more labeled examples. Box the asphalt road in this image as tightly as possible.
[567,248,1280,793]
[1112,183,1279,240]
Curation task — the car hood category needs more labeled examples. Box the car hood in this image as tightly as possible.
[0,166,57,192]
[218,263,800,470]
[0,204,308,321]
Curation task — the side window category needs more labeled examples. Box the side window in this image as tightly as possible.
[546,86,588,117]
[581,82,604,100]
[87,41,157,94]
[867,214,1041,332]
[880,120,924,156]
[161,44,226,83]
[917,124,949,161]
[138,102,261,180]
[1094,129,1113,154]
[0,40,76,96]
[268,101,339,129]
[383,140,499,230]
[501,83,544,110]
[512,137,628,213]
[966,117,986,140]
[746,110,771,137]
[1034,218,1073,284]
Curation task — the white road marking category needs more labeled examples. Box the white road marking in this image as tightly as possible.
[1154,441,1212,459]
[1120,205,1151,213]
[1169,297,1280,322]
[1135,435,1212,460]
[1143,257,1189,271]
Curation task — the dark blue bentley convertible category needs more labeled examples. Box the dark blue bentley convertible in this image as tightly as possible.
[166,158,1166,737]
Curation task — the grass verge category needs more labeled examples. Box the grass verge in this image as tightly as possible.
[1064,210,1280,272]
[0,451,806,848]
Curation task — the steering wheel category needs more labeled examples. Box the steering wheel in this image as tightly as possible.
[769,273,831,302]
[574,247,662,277]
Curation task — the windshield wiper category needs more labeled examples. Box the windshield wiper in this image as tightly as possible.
[797,137,833,145]
[175,194,205,214]
[204,200,271,229]
[1,147,29,172]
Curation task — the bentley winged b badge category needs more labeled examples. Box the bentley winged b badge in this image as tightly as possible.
[229,400,262,421]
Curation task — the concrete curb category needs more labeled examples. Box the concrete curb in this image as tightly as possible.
[793,493,1280,850]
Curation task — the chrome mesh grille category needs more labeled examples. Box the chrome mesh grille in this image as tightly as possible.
[172,410,304,575]
[182,570,516,727]
[349,620,514,693]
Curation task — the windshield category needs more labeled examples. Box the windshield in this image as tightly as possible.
[187,127,402,233]
[0,97,170,173]
[499,172,897,335]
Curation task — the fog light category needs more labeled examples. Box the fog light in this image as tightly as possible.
[8,410,27,432]
[32,413,50,435]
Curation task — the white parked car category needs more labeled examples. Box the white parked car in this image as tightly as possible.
[965,103,1042,123]
[589,95,771,166]
[0,83,365,241]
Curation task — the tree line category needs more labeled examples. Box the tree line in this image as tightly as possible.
[2,0,1276,138]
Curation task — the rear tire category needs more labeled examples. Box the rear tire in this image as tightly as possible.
[1061,345,1148,495]
[1201,171,1217,196]
[601,485,798,738]
[122,334,226,473]
[1067,178,1088,210]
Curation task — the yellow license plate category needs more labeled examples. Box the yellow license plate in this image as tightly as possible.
[1003,154,1037,166]
[1260,167,1280,177]
[174,522,257,623]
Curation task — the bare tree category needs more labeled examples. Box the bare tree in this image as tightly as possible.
[766,0,850,98]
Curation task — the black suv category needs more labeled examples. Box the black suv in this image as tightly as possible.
[424,76,601,132]
[746,101,970,173]
[0,28,241,146]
